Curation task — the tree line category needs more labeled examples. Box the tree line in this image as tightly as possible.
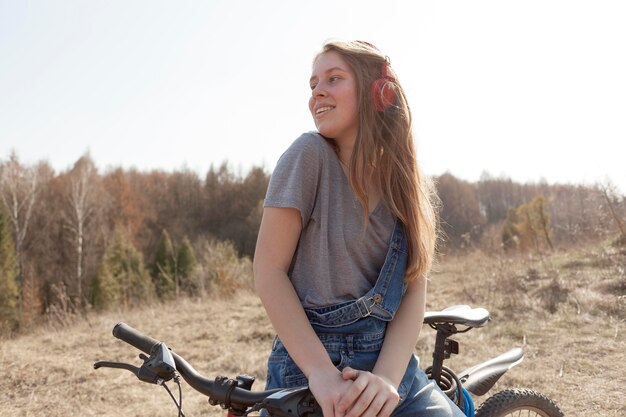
[1,152,624,336]
[0,152,268,335]
[436,172,625,252]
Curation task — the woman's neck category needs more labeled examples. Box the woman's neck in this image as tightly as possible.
[337,145,353,167]
[335,135,356,167]
[334,139,382,212]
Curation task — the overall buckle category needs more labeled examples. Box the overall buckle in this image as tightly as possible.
[355,296,374,318]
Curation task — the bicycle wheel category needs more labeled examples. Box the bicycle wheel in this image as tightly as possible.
[474,388,564,417]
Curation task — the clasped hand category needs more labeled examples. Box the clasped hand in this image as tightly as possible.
[308,366,400,417]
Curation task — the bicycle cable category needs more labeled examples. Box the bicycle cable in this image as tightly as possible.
[243,403,264,417]
[424,365,463,409]
[160,374,186,417]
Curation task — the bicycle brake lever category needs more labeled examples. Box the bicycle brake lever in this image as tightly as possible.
[94,360,164,384]
[94,342,176,384]
[94,361,141,375]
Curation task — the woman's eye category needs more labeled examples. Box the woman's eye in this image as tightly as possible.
[329,76,340,83]
[310,82,317,90]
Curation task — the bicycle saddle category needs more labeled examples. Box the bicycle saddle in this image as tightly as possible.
[423,305,490,328]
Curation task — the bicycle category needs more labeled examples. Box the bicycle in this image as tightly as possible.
[94,304,564,417]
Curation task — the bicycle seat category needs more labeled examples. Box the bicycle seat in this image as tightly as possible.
[424,305,490,328]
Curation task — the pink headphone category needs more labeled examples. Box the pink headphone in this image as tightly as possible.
[371,62,396,112]
[355,41,397,112]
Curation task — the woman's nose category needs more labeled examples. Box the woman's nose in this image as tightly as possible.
[311,83,326,98]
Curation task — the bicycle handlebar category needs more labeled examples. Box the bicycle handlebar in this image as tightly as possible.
[99,306,494,417]
[113,322,160,353]
[111,322,283,407]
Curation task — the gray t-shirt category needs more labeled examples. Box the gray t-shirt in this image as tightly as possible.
[264,132,396,308]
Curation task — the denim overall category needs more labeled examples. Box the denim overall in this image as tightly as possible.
[265,221,465,417]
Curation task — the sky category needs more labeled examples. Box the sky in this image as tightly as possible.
[1,0,625,193]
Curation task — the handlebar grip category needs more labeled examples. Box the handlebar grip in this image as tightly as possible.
[112,322,160,354]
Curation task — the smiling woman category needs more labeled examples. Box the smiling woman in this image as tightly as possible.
[253,40,464,417]
[309,53,359,149]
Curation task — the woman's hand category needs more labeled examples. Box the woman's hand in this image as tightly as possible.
[308,366,355,417]
[336,367,400,417]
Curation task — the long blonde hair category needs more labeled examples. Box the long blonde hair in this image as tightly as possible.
[319,40,438,282]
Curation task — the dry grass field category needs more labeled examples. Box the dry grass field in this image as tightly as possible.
[1,240,624,417]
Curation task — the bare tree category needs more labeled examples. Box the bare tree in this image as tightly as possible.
[436,173,486,249]
[599,181,626,241]
[63,155,106,306]
[0,151,40,288]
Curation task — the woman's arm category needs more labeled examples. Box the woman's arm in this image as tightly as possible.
[373,277,427,386]
[253,207,352,417]
[337,278,427,417]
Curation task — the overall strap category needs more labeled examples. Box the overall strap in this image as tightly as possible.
[305,220,409,328]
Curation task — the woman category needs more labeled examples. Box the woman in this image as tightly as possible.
[253,40,464,417]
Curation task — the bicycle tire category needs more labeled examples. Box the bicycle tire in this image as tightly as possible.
[474,388,564,417]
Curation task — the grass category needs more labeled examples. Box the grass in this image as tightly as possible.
[1,240,624,416]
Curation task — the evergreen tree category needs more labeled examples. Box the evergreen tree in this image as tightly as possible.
[152,229,176,299]
[118,236,155,305]
[0,205,19,334]
[92,233,154,310]
[177,236,197,295]
[92,261,121,310]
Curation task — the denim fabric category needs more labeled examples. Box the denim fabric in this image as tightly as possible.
[265,221,465,417]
